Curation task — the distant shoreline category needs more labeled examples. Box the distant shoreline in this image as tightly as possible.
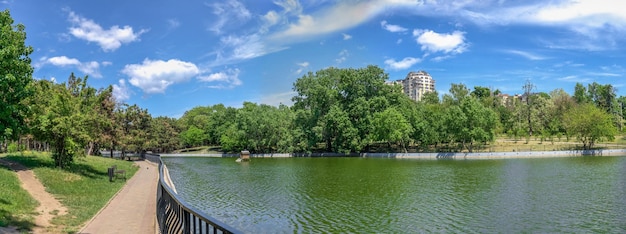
[160,148,626,159]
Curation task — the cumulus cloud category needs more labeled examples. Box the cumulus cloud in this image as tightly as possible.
[384,57,421,70]
[42,56,106,78]
[413,29,468,54]
[123,59,200,93]
[198,68,242,89]
[112,79,132,101]
[381,20,408,33]
[67,11,146,52]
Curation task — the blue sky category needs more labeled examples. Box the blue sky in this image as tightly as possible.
[4,0,626,117]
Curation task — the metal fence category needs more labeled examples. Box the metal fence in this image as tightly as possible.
[156,157,240,234]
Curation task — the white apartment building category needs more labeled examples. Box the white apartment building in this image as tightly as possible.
[387,71,436,101]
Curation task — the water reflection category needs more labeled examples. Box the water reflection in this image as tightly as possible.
[163,156,626,233]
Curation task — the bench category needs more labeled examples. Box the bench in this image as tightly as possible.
[108,165,126,182]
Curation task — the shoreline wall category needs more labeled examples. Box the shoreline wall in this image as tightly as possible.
[160,149,626,159]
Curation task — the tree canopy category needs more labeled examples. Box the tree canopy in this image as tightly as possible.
[0,9,34,141]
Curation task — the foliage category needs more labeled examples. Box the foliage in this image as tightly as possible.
[563,103,617,150]
[0,10,34,141]
[292,65,407,153]
[149,116,181,153]
[27,75,90,168]
[116,104,152,153]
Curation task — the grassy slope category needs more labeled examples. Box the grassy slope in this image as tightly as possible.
[0,161,38,231]
[0,152,138,233]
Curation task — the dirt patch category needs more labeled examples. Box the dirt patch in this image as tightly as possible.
[0,159,68,233]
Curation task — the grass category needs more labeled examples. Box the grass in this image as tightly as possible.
[0,162,38,231]
[0,151,139,233]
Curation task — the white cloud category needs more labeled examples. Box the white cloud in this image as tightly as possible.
[167,18,180,30]
[264,11,280,26]
[295,61,310,74]
[208,0,251,34]
[212,34,287,66]
[558,75,591,83]
[112,79,132,101]
[198,68,242,89]
[336,49,349,64]
[384,57,421,70]
[271,0,420,41]
[67,11,146,52]
[342,33,352,40]
[381,20,408,33]
[274,0,302,15]
[413,29,468,54]
[503,50,548,60]
[43,56,105,78]
[123,59,200,93]
[425,0,626,50]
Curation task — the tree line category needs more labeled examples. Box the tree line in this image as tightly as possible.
[176,67,622,154]
[2,10,624,167]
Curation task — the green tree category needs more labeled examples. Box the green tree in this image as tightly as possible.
[292,65,399,153]
[563,103,617,150]
[573,82,589,104]
[180,125,206,148]
[28,77,89,168]
[445,97,497,152]
[0,10,34,141]
[372,107,413,152]
[149,116,180,153]
[117,104,151,154]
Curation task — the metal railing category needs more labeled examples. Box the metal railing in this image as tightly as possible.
[157,157,240,234]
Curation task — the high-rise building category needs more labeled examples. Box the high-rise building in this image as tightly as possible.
[386,71,436,101]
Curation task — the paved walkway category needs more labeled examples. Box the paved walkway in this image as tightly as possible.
[79,160,158,234]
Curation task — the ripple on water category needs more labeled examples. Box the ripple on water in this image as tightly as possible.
[163,156,626,233]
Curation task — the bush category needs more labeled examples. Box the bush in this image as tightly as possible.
[7,142,18,153]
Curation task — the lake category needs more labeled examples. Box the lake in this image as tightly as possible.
[162,156,626,233]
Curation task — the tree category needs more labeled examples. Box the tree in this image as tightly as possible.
[448,83,470,103]
[117,104,151,154]
[573,83,589,104]
[563,103,617,150]
[0,10,34,142]
[292,65,399,153]
[149,116,180,153]
[452,97,497,152]
[28,77,89,168]
[180,126,206,148]
[522,79,536,136]
[372,107,413,152]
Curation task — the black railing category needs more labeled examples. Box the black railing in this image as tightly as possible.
[157,157,240,234]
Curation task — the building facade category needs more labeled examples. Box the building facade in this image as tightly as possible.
[387,71,436,101]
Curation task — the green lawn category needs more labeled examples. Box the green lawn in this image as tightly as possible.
[0,152,138,233]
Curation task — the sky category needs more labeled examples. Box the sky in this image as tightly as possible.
[3,0,626,117]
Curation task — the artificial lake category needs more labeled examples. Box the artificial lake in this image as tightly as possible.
[162,156,626,233]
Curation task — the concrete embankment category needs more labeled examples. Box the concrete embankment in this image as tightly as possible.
[161,149,626,160]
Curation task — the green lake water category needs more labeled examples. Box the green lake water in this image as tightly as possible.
[162,156,626,233]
